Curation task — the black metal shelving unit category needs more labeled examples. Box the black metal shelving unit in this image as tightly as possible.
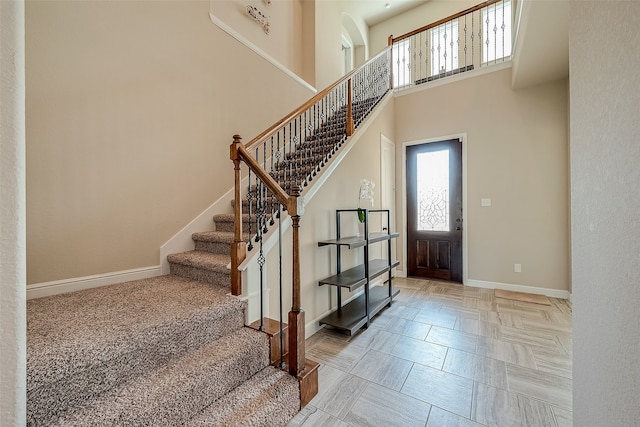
[317,209,399,335]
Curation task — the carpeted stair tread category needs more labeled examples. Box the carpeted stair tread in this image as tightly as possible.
[192,230,236,244]
[167,250,230,273]
[48,328,270,426]
[187,365,300,427]
[214,213,251,223]
[27,275,246,425]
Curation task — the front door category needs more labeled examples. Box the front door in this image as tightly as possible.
[406,139,462,282]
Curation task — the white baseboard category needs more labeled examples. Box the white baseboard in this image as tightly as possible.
[27,266,162,300]
[465,279,570,300]
[394,269,407,278]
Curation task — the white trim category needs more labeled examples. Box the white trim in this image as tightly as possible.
[394,61,512,98]
[401,133,468,285]
[208,13,316,94]
[27,266,162,300]
[466,279,571,300]
[160,185,236,275]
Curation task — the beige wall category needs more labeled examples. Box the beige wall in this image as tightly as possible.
[313,0,346,89]
[209,0,304,77]
[395,67,569,292]
[26,0,314,284]
[570,2,640,424]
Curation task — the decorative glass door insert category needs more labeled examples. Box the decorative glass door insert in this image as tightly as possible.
[416,149,450,231]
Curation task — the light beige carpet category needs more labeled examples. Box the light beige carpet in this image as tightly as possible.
[495,289,552,305]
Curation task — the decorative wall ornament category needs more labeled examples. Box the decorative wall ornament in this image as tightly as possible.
[246,5,270,34]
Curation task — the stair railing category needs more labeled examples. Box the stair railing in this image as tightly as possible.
[389,0,512,91]
[229,47,391,379]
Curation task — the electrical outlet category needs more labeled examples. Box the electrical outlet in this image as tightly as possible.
[514,264,522,273]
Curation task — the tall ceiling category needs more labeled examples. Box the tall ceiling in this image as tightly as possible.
[344,0,430,26]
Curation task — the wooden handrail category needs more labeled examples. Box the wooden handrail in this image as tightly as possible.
[245,47,391,151]
[389,0,503,44]
[234,139,296,215]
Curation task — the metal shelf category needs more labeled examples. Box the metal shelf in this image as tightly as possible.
[318,259,400,291]
[319,286,400,335]
[316,209,399,335]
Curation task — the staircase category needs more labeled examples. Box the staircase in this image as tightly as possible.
[25,100,364,427]
[26,217,300,426]
[27,47,391,426]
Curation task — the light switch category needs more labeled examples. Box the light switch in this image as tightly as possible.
[481,198,492,207]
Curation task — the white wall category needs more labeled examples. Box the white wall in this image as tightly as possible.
[570,2,640,424]
[395,67,569,293]
[0,0,26,424]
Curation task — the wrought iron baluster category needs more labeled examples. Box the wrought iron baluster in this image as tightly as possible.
[254,147,261,243]
[269,135,275,226]
[451,20,455,72]
[257,180,265,331]
[246,167,253,251]
[471,12,475,70]
[502,0,506,62]
[288,119,293,193]
[493,1,497,64]
[417,33,422,83]
[275,132,281,218]
[464,14,468,68]
[481,8,485,67]
[411,35,416,88]
[277,202,284,368]
[262,143,268,234]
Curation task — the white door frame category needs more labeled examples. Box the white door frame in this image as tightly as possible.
[400,133,468,284]
[380,134,396,263]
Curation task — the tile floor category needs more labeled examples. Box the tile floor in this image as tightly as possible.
[288,277,573,427]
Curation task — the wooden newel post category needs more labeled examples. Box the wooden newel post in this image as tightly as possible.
[346,79,355,137]
[230,135,247,296]
[288,185,305,376]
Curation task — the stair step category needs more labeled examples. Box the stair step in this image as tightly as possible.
[186,365,299,427]
[48,328,270,426]
[168,250,231,285]
[214,213,282,234]
[214,213,250,233]
[27,275,246,426]
[192,230,236,254]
